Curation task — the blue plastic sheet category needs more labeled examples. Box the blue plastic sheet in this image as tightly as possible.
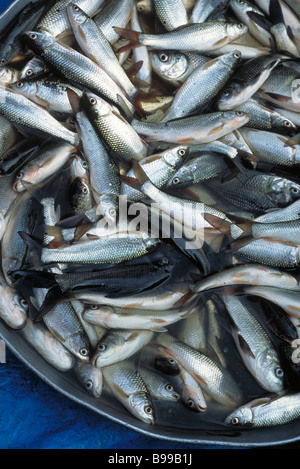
[0,0,239,450]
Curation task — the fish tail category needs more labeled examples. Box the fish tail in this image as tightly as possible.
[120,173,143,191]
[113,27,141,52]
[132,160,149,184]
[228,236,255,252]
[204,213,253,239]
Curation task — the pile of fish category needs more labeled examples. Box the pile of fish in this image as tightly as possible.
[2,0,300,432]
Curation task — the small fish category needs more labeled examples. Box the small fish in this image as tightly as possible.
[156,333,242,406]
[12,142,77,192]
[12,79,83,114]
[160,50,241,121]
[73,360,103,397]
[171,366,208,412]
[222,295,285,393]
[217,55,281,110]
[192,264,299,293]
[21,317,75,372]
[92,329,154,367]
[0,269,28,330]
[138,366,180,401]
[225,393,300,427]
[102,359,155,424]
[0,87,79,146]
[115,21,248,53]
[131,111,250,145]
[19,57,50,81]
[83,304,192,332]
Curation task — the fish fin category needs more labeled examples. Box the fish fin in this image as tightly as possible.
[150,326,168,333]
[132,160,149,185]
[237,149,259,166]
[29,295,40,312]
[18,231,42,268]
[261,91,291,102]
[247,11,273,32]
[269,0,284,25]
[228,236,255,252]
[116,94,134,120]
[44,226,69,249]
[204,214,232,236]
[56,213,95,228]
[120,174,142,191]
[173,290,195,309]
[113,27,141,52]
[284,134,299,147]
[34,287,70,321]
[125,60,144,79]
[74,223,95,242]
[237,333,256,359]
[213,37,230,48]
[67,88,81,114]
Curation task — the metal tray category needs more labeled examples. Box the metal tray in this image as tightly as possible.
[1,0,300,447]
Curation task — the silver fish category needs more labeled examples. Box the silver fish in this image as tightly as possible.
[21,318,75,372]
[102,359,155,424]
[156,333,242,406]
[222,295,285,393]
[73,360,103,397]
[92,329,154,367]
[225,393,300,427]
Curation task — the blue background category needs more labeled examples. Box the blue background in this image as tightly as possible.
[0,0,297,450]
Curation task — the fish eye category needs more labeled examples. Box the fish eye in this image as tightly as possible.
[275,367,284,378]
[231,417,240,425]
[173,177,180,185]
[178,149,186,156]
[165,383,174,392]
[234,52,241,59]
[82,186,88,195]
[291,187,300,195]
[137,5,144,12]
[187,399,195,408]
[80,347,89,357]
[89,97,97,105]
[168,358,176,364]
[144,406,153,414]
[98,344,106,351]
[237,23,245,29]
[73,5,80,11]
[20,298,28,307]
[236,111,243,116]
[159,53,169,63]
[89,304,98,310]
[16,82,24,88]
[30,33,37,40]
[16,171,24,180]
[0,58,6,64]
[82,160,88,169]
[26,69,33,76]
[85,380,93,389]
[109,208,116,217]
[284,120,292,127]
[222,89,230,97]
